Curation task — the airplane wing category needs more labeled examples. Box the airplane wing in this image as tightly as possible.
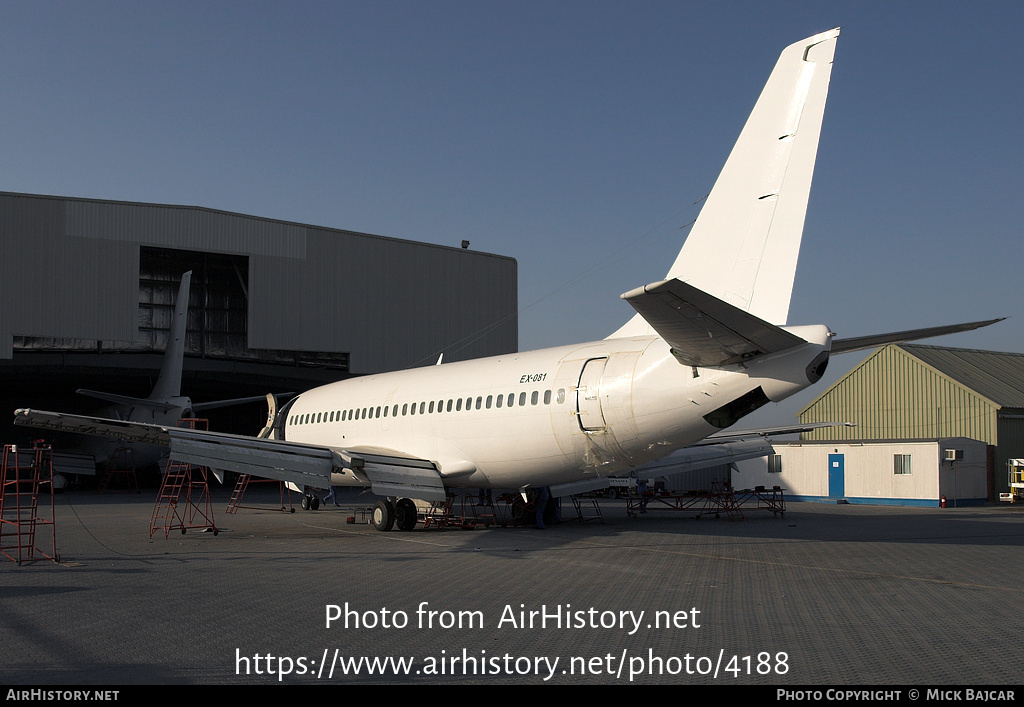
[13,408,448,501]
[620,278,806,366]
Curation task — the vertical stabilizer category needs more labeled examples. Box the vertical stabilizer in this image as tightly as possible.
[610,28,838,338]
[150,271,192,400]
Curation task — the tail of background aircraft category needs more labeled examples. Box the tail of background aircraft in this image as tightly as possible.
[150,270,191,400]
[610,28,840,339]
[75,271,193,410]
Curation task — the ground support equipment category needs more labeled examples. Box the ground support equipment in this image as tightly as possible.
[422,494,476,530]
[1,442,58,564]
[569,493,605,524]
[226,473,295,514]
[1006,460,1024,503]
[626,481,786,521]
[467,492,497,528]
[97,446,138,494]
[732,485,787,517]
[149,418,219,539]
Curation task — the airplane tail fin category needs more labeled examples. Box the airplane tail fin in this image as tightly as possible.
[149,271,192,400]
[611,28,839,338]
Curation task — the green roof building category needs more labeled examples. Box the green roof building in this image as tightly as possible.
[799,344,1024,500]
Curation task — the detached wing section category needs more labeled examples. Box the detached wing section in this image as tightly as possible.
[16,408,173,445]
[621,278,805,366]
[13,408,447,501]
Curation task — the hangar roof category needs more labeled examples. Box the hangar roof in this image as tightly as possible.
[897,344,1024,409]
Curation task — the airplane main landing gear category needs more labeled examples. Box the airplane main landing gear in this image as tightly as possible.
[372,499,395,531]
[300,494,320,511]
[370,498,421,531]
[395,498,418,531]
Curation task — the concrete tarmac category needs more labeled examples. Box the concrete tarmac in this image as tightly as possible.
[1,487,1021,685]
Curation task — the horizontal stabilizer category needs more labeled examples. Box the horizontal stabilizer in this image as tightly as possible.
[621,278,805,366]
[76,389,181,413]
[632,438,776,482]
[192,394,292,412]
[831,318,1004,355]
[707,421,856,439]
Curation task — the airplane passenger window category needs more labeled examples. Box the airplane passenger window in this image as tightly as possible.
[402,403,408,416]
[486,395,492,409]
[456,398,462,411]
[465,397,472,410]
[410,403,417,416]
[544,390,551,405]
[438,399,444,412]
[475,396,482,410]
[507,393,514,407]
[384,406,389,417]
[392,405,398,417]
[496,394,503,408]
[419,402,426,415]
[317,412,322,423]
[556,389,565,404]
[446,400,453,412]
[531,391,539,405]
[429,401,435,414]
[519,392,527,406]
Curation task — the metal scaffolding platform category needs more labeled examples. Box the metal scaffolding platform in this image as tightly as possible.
[626,481,786,521]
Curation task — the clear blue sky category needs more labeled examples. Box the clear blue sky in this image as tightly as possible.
[3,1,1021,423]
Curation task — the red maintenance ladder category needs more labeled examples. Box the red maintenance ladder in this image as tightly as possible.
[1,442,59,565]
[226,473,295,514]
[149,419,219,538]
[98,446,139,494]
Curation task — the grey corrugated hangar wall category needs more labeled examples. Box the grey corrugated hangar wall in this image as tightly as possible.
[0,192,517,374]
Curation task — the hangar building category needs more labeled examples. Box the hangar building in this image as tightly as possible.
[0,191,517,443]
[794,344,1024,501]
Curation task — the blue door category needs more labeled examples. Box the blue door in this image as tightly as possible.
[828,454,845,498]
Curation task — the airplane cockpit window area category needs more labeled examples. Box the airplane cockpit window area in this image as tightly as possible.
[286,387,567,426]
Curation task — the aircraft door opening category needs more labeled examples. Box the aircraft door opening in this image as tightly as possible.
[577,357,608,431]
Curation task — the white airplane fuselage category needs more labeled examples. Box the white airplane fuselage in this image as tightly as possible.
[283,325,831,490]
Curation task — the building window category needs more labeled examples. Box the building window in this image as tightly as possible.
[768,454,782,474]
[894,454,912,475]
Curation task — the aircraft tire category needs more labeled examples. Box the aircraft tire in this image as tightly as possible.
[395,498,417,531]
[301,496,310,511]
[372,499,395,531]
[311,496,320,511]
